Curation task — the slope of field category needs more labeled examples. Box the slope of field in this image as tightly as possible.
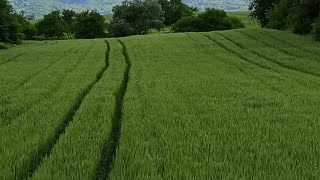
[0,28,320,179]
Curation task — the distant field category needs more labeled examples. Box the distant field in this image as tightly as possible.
[1,28,320,179]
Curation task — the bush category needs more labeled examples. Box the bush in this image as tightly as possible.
[172,8,244,33]
[36,11,66,38]
[0,0,23,44]
[108,0,165,37]
[313,17,320,41]
[171,16,200,32]
[0,42,8,49]
[73,11,107,39]
[158,0,196,25]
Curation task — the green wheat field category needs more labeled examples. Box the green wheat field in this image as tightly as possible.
[1,27,320,179]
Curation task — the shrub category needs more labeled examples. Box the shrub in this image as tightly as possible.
[73,11,107,39]
[172,8,244,33]
[0,42,8,49]
[36,11,66,38]
[158,0,196,25]
[108,0,165,37]
[0,0,23,44]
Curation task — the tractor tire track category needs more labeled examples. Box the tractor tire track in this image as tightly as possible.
[203,34,279,73]
[22,40,110,180]
[217,32,320,79]
[259,30,320,56]
[0,43,96,128]
[236,30,302,58]
[202,34,282,92]
[95,40,131,180]
[187,33,260,83]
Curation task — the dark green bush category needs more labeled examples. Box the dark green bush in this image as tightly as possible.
[73,11,107,39]
[0,42,8,49]
[172,8,244,33]
[36,11,66,38]
[0,0,23,44]
[108,0,165,37]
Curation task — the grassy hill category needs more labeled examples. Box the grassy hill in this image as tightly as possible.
[9,0,250,18]
[1,28,320,179]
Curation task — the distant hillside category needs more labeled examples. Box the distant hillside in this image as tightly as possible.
[9,0,250,18]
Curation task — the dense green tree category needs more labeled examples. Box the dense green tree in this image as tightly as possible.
[249,0,280,27]
[62,9,77,32]
[14,12,37,40]
[0,0,23,44]
[158,0,196,25]
[291,0,320,35]
[172,8,244,32]
[108,0,165,37]
[73,11,106,39]
[314,17,320,41]
[36,11,66,38]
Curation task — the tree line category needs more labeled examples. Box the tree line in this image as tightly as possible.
[1,0,244,47]
[250,0,320,41]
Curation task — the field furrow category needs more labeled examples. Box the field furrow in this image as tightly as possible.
[220,30,320,78]
[27,41,110,179]
[217,31,320,79]
[203,33,320,92]
[257,28,320,56]
[236,30,300,58]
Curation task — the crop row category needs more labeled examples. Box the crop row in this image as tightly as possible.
[0,40,95,127]
[0,39,108,179]
[31,39,130,180]
[109,31,320,179]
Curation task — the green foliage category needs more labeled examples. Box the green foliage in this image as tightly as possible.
[172,8,244,32]
[249,0,280,27]
[313,17,320,41]
[108,0,165,37]
[62,9,76,32]
[14,13,37,40]
[36,11,66,38]
[291,0,320,35]
[251,0,320,40]
[0,0,23,44]
[0,42,9,49]
[158,0,196,25]
[73,11,107,39]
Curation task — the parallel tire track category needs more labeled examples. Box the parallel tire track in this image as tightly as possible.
[203,34,278,73]
[217,32,320,78]
[259,31,320,56]
[95,40,131,180]
[236,30,301,58]
[202,34,282,92]
[21,41,110,180]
